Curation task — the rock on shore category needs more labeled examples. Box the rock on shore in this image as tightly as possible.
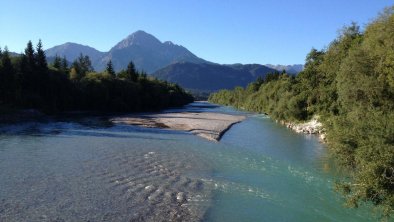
[111,112,246,141]
[280,116,326,141]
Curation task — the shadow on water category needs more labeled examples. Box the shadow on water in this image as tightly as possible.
[0,101,237,140]
[0,117,188,141]
[56,130,178,141]
[165,101,221,113]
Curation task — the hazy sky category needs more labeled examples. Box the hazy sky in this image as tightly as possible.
[0,0,392,65]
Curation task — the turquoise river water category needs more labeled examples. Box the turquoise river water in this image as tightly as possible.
[0,102,376,221]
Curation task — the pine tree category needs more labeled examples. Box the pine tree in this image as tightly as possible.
[71,54,94,80]
[81,54,93,73]
[0,46,3,102]
[140,71,147,80]
[71,60,81,80]
[25,40,36,71]
[53,54,61,69]
[22,41,37,93]
[61,56,69,73]
[106,60,115,77]
[35,39,48,72]
[2,47,13,74]
[127,61,138,82]
[0,47,15,103]
[19,54,28,77]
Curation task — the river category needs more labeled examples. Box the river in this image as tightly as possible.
[0,102,375,221]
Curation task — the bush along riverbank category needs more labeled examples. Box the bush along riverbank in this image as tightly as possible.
[209,7,394,219]
[0,41,193,116]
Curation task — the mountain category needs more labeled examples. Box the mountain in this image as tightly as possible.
[265,64,304,74]
[96,31,207,73]
[46,56,73,66]
[227,63,279,77]
[45,42,105,63]
[43,31,291,93]
[45,31,207,73]
[152,62,277,92]
[9,52,21,57]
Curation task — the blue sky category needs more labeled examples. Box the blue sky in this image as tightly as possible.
[0,0,392,65]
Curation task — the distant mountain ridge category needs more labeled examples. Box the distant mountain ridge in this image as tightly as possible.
[152,62,277,91]
[45,30,206,73]
[265,64,304,74]
[43,30,298,93]
[9,52,21,57]
[45,42,105,63]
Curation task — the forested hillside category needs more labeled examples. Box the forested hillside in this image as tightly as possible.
[152,62,277,92]
[209,8,394,218]
[0,40,193,114]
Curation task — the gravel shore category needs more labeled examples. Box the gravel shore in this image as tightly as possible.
[111,112,246,141]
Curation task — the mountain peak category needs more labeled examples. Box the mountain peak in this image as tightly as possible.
[45,42,104,62]
[114,30,161,50]
[61,42,96,49]
[132,30,150,36]
[47,30,207,73]
[164,41,175,45]
[126,30,153,40]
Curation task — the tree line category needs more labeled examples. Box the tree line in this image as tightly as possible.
[0,41,193,113]
[209,7,394,218]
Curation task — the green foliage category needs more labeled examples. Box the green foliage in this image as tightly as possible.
[209,7,394,218]
[35,39,48,72]
[52,55,62,70]
[70,54,94,80]
[0,47,16,104]
[209,73,305,121]
[118,61,138,82]
[24,40,36,70]
[0,40,193,113]
[329,9,394,217]
[106,60,115,77]
[61,56,69,74]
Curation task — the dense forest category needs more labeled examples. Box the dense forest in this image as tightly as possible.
[209,8,394,218]
[0,41,193,114]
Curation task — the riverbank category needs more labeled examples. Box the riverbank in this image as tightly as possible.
[0,103,246,142]
[279,116,326,141]
[111,112,246,141]
[0,109,46,124]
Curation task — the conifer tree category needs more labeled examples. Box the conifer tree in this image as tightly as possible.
[22,41,37,93]
[0,47,15,103]
[35,39,47,72]
[81,54,93,73]
[24,40,36,71]
[71,54,94,80]
[61,56,68,73]
[140,71,147,80]
[71,60,81,80]
[0,46,3,102]
[53,55,62,69]
[127,61,138,82]
[106,60,115,77]
[1,47,13,75]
